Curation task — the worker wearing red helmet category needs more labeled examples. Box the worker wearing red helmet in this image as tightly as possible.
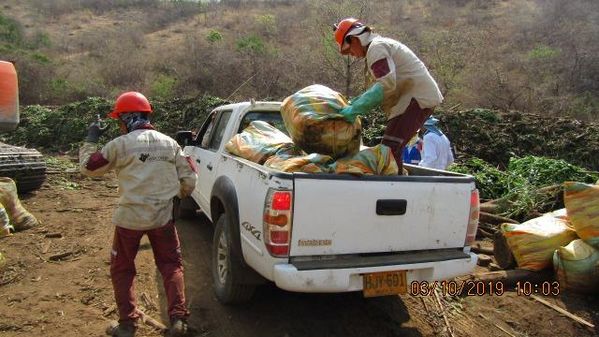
[79,92,197,337]
[333,18,443,172]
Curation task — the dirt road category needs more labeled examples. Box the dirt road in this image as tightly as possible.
[178,212,427,337]
[0,161,597,337]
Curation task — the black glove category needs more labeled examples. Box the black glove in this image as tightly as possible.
[85,121,108,143]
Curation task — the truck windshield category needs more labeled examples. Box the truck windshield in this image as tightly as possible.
[239,111,287,135]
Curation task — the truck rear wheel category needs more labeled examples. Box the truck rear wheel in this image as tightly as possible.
[212,214,256,304]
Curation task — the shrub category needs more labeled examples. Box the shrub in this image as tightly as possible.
[0,95,229,152]
[527,45,561,60]
[0,12,23,45]
[236,35,266,55]
[256,14,276,36]
[206,29,223,43]
[150,74,177,99]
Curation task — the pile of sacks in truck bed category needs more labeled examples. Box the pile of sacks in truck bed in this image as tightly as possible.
[500,181,599,293]
[225,85,398,176]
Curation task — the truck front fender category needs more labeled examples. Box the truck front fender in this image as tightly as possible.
[210,176,247,268]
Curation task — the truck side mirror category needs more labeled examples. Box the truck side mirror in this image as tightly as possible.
[175,131,194,147]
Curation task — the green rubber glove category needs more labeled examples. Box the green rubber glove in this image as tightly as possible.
[339,82,384,123]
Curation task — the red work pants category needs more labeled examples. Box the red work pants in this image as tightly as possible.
[381,98,433,173]
[110,221,189,325]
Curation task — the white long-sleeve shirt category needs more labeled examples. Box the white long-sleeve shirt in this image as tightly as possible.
[366,35,444,120]
[79,128,197,230]
[419,132,454,170]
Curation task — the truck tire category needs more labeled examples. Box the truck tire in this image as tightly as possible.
[212,214,256,304]
[173,196,198,219]
[0,143,46,194]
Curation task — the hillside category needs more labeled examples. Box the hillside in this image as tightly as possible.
[1,0,598,120]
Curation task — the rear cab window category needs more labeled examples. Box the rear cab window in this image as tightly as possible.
[238,110,287,136]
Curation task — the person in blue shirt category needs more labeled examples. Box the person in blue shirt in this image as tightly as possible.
[402,134,422,165]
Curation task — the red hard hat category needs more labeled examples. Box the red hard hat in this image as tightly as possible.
[108,91,152,119]
[333,18,363,50]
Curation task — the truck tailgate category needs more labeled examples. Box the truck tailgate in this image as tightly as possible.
[289,175,474,257]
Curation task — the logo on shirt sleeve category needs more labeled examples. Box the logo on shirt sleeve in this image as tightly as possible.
[371,58,390,78]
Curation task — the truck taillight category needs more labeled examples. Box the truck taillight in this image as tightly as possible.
[264,189,292,257]
[272,191,291,210]
[464,189,480,246]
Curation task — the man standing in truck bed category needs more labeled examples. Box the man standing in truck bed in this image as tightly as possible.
[79,91,197,337]
[333,18,444,172]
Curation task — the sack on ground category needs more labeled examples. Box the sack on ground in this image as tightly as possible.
[553,239,599,294]
[0,252,6,270]
[225,121,296,164]
[281,84,361,159]
[501,209,578,271]
[0,202,13,237]
[0,177,39,231]
[563,181,599,248]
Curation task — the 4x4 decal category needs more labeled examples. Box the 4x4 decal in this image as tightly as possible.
[242,221,261,241]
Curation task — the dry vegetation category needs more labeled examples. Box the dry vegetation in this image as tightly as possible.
[0,0,598,120]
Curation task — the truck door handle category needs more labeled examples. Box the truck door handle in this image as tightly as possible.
[207,164,213,171]
[376,199,407,216]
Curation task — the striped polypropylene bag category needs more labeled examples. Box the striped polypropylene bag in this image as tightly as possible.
[225,121,295,164]
[501,209,578,271]
[281,85,361,159]
[564,181,599,248]
[264,153,333,173]
[553,239,599,293]
[332,144,398,176]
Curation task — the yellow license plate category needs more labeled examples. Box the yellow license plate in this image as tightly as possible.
[362,270,407,297]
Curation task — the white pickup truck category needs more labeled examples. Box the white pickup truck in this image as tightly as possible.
[175,101,479,304]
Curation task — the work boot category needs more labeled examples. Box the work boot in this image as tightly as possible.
[167,317,189,336]
[105,321,136,337]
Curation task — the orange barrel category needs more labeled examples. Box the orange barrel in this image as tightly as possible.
[0,61,19,131]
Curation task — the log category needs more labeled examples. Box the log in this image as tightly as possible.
[477,254,493,267]
[49,251,73,261]
[472,269,553,286]
[478,222,498,233]
[471,242,494,255]
[488,263,502,271]
[44,232,63,238]
[136,309,167,332]
[140,292,157,311]
[537,184,562,194]
[480,200,500,214]
[103,305,116,317]
[480,211,519,225]
[478,227,495,239]
[493,231,516,269]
